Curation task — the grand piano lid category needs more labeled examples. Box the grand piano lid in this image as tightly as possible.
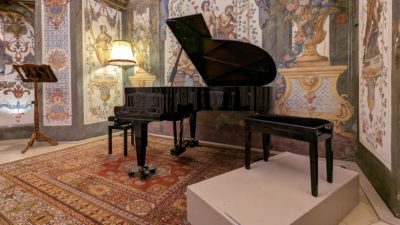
[166,14,277,87]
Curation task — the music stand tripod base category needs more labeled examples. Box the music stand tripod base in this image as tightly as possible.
[22,131,58,154]
[13,64,59,154]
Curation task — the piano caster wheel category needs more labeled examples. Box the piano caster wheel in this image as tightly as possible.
[128,165,156,179]
[147,165,156,174]
[188,139,199,147]
[128,166,139,177]
[182,139,199,148]
[170,146,186,156]
[140,165,156,180]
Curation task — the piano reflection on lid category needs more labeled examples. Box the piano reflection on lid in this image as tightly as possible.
[110,14,277,179]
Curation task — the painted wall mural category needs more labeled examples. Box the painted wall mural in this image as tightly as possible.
[128,1,158,87]
[41,0,72,126]
[83,0,122,124]
[165,0,262,86]
[272,0,355,140]
[359,0,392,170]
[0,10,35,127]
[131,6,151,71]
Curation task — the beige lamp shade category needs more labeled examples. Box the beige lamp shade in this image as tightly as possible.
[108,40,136,66]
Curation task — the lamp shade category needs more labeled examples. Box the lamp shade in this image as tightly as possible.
[108,40,136,66]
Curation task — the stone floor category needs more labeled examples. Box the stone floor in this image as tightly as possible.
[0,135,395,225]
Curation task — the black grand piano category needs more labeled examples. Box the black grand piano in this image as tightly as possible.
[110,14,277,178]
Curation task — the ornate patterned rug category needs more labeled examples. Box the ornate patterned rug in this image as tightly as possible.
[0,136,260,225]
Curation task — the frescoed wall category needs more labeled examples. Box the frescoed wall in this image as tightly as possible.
[82,0,122,124]
[127,0,159,86]
[41,0,72,126]
[272,0,355,145]
[131,6,151,71]
[0,9,35,127]
[359,0,392,170]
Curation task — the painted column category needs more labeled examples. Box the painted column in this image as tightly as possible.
[41,0,72,126]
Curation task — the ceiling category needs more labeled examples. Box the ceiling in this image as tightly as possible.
[4,0,130,11]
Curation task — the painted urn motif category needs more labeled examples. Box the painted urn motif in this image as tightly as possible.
[280,0,348,67]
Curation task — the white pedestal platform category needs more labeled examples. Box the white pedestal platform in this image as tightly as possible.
[187,152,359,225]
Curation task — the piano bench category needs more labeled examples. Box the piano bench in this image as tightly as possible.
[244,114,334,197]
[108,122,133,157]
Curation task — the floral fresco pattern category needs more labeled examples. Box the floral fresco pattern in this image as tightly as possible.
[359,0,392,170]
[276,0,350,101]
[0,10,35,127]
[42,0,72,126]
[278,0,348,67]
[165,0,262,86]
[83,0,122,124]
[43,0,70,29]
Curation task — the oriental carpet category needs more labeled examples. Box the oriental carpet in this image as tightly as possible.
[0,136,260,225]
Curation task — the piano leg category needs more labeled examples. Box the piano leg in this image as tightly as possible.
[128,121,156,179]
[173,120,178,147]
[179,119,183,149]
[186,112,199,147]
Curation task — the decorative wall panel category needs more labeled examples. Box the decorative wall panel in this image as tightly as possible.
[165,0,262,86]
[359,0,392,170]
[127,1,159,87]
[0,10,35,127]
[272,1,354,139]
[41,0,72,126]
[83,0,122,124]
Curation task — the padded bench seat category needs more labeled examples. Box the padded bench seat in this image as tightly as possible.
[244,114,334,197]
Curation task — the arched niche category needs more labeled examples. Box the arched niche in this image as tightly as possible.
[0,3,34,25]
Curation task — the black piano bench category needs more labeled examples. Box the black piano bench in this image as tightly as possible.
[108,117,134,157]
[244,114,333,197]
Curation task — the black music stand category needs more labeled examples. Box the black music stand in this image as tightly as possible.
[13,64,58,153]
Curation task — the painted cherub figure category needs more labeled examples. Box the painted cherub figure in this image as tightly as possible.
[201,1,217,37]
[216,5,237,39]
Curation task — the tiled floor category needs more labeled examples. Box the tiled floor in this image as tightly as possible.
[0,136,395,225]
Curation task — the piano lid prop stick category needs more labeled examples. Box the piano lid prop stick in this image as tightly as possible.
[168,47,183,87]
